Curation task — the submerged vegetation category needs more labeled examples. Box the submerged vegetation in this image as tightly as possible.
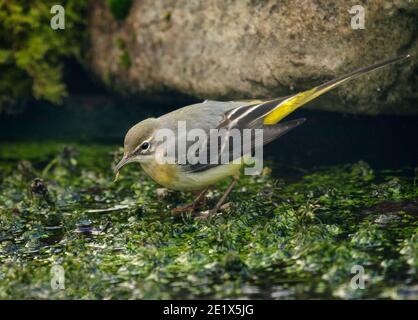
[0,142,417,299]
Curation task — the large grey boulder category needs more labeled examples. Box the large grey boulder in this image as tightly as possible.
[87,0,417,115]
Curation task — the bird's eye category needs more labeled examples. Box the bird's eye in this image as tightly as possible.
[140,142,150,151]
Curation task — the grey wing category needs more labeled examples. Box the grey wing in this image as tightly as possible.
[158,100,249,133]
[157,100,247,166]
[178,99,306,173]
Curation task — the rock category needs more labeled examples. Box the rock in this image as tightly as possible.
[87,0,417,115]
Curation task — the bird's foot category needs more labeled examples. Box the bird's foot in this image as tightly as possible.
[194,202,232,221]
[171,187,210,214]
[171,202,199,214]
[194,177,238,220]
[193,210,212,221]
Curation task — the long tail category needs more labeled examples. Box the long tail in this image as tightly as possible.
[263,54,411,125]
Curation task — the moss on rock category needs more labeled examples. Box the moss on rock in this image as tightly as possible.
[107,0,133,21]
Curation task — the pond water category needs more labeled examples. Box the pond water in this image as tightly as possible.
[0,100,417,299]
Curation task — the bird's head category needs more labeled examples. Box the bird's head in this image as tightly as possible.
[114,118,159,174]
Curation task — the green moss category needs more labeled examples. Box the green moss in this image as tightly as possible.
[118,50,132,69]
[116,37,126,50]
[107,0,133,21]
[164,11,172,23]
[0,142,417,299]
[0,1,87,112]
[115,39,132,69]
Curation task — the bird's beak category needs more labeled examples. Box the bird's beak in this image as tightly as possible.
[113,155,136,182]
[114,155,133,174]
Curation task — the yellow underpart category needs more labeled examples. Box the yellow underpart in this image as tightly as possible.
[141,160,242,191]
[141,162,179,189]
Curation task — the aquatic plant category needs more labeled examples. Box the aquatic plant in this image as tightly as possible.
[0,143,417,299]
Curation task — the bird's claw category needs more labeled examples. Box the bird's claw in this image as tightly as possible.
[171,203,198,214]
[194,202,232,220]
[193,210,213,221]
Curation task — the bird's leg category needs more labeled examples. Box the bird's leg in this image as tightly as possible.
[172,186,210,213]
[211,178,238,213]
[196,176,239,219]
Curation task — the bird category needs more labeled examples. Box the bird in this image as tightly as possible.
[114,54,410,218]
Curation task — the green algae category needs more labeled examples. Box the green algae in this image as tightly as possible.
[107,0,133,21]
[0,142,417,299]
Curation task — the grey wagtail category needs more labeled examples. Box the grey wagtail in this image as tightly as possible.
[115,54,410,217]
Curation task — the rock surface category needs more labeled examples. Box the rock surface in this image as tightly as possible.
[87,0,417,115]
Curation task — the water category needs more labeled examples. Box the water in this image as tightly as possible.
[0,100,417,299]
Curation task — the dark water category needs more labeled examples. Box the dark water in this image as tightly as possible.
[1,95,417,169]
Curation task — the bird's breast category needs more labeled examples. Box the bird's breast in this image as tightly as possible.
[140,162,180,190]
[140,161,241,191]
